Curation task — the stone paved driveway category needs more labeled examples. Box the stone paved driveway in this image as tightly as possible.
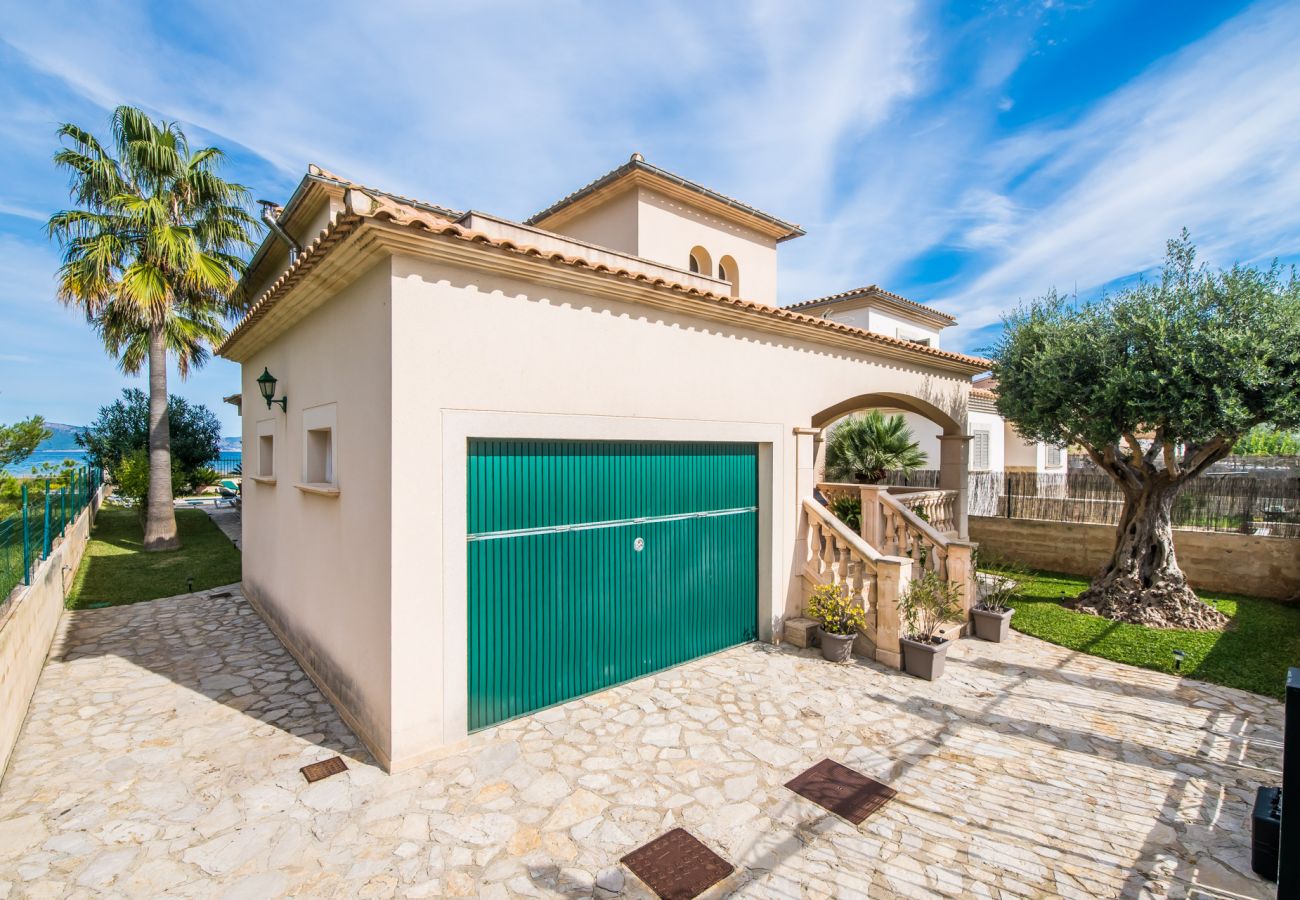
[0,589,1282,898]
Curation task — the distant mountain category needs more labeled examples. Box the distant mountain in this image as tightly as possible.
[36,423,86,452]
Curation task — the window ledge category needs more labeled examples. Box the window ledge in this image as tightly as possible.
[295,482,340,497]
[248,475,277,485]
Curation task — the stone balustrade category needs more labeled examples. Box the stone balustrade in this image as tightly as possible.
[800,497,912,668]
[815,483,976,628]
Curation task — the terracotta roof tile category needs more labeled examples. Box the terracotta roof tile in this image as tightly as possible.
[787,284,956,323]
[306,163,462,220]
[219,186,988,374]
[526,154,804,241]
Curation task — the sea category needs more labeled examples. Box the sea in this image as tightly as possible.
[3,449,243,477]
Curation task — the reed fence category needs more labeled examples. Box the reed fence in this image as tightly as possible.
[886,469,1300,536]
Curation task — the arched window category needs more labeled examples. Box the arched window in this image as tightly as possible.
[688,246,711,277]
[717,255,740,297]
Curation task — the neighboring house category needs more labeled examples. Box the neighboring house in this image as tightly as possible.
[969,375,1068,475]
[792,289,1065,476]
[217,155,988,770]
[787,284,955,349]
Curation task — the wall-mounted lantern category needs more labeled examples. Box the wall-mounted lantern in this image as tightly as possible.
[256,367,288,412]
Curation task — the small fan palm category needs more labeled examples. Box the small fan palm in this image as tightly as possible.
[47,106,259,550]
[824,410,927,484]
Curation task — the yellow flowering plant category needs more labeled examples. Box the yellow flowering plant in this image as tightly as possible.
[806,583,867,636]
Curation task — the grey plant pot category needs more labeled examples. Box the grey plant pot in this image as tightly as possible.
[900,636,951,681]
[971,607,1014,642]
[818,628,856,663]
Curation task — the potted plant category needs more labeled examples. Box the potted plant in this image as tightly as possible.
[971,556,1024,642]
[898,570,964,680]
[805,583,867,662]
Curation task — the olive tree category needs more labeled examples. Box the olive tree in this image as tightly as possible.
[992,233,1300,629]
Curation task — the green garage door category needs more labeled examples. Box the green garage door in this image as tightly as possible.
[467,439,758,731]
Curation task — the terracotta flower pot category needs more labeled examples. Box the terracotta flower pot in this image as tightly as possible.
[971,607,1014,642]
[900,636,950,680]
[818,628,856,662]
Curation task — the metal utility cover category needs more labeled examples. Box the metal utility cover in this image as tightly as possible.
[300,756,348,783]
[621,827,734,899]
[785,758,897,825]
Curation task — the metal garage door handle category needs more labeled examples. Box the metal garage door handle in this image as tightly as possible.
[467,506,758,542]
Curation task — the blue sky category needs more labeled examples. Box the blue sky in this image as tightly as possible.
[2,0,1298,435]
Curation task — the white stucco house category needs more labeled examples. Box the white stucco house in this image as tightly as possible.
[218,154,991,770]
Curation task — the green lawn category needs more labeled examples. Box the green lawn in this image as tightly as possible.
[67,506,241,609]
[1000,569,1300,699]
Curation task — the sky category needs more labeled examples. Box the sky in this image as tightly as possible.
[2,0,1298,436]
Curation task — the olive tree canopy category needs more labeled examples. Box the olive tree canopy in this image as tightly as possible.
[991,233,1300,628]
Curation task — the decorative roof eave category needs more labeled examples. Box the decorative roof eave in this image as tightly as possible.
[218,190,989,376]
[526,155,805,243]
[239,165,463,298]
[787,284,957,326]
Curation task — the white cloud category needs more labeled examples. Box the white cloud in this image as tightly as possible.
[940,0,1300,344]
[1,2,928,229]
[3,0,1297,363]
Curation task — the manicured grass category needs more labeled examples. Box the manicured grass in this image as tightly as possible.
[1000,569,1300,699]
[66,506,241,609]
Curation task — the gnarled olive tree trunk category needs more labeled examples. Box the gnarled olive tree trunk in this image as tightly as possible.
[142,325,180,551]
[1073,460,1227,630]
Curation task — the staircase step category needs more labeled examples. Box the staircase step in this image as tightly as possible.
[935,619,968,642]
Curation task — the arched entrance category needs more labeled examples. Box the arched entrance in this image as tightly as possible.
[808,391,972,538]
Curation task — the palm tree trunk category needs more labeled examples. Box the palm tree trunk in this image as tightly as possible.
[143,325,180,551]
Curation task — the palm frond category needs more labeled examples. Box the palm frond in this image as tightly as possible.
[51,105,258,377]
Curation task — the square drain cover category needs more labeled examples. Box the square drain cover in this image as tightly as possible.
[300,756,348,783]
[785,758,897,825]
[621,827,733,899]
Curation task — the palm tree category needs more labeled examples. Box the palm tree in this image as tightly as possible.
[823,410,927,484]
[47,106,258,550]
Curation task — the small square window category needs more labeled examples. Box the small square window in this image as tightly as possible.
[306,427,334,484]
[258,433,274,477]
[1045,445,1063,468]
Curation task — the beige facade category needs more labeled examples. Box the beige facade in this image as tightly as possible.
[222,162,987,769]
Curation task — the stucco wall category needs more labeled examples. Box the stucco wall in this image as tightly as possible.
[239,260,396,766]
[818,306,943,349]
[867,307,943,348]
[635,188,779,305]
[546,186,640,256]
[385,252,970,765]
[0,487,101,782]
[968,516,1300,600]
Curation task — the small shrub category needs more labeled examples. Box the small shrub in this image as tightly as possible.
[828,495,862,533]
[973,550,1028,612]
[806,583,867,636]
[182,466,221,494]
[900,570,963,642]
[111,448,185,505]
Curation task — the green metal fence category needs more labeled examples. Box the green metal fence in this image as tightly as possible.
[0,466,101,603]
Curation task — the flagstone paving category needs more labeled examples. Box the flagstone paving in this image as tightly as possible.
[0,588,1282,898]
